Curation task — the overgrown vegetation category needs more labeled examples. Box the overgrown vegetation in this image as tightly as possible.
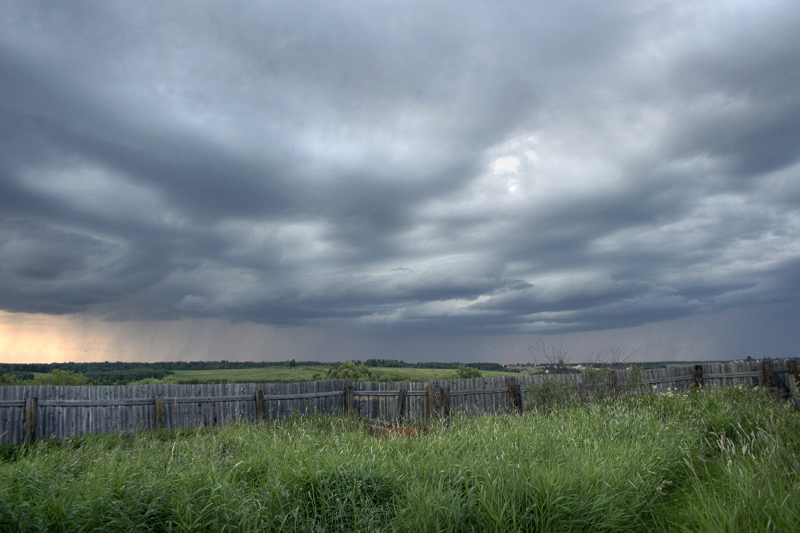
[1,386,797,531]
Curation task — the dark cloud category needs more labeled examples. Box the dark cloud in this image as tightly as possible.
[1,1,799,360]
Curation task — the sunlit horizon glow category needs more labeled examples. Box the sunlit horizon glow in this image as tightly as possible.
[0,311,93,364]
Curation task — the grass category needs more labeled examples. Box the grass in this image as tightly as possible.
[164,366,516,384]
[166,366,330,383]
[1,386,798,531]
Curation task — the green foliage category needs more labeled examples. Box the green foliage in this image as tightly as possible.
[83,368,174,384]
[0,372,33,384]
[456,365,482,379]
[0,374,21,385]
[326,360,376,382]
[34,369,89,386]
[0,444,21,462]
[364,358,408,368]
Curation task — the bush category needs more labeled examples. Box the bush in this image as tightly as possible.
[326,360,376,382]
[34,369,89,386]
[456,365,482,379]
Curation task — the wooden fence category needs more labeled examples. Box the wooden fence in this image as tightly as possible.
[1,359,797,446]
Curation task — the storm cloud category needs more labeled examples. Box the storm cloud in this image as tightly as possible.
[1,1,799,362]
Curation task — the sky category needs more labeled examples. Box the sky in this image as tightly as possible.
[1,1,799,365]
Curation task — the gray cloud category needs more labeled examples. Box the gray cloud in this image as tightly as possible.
[1,1,799,360]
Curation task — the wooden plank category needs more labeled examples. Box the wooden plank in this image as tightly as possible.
[198,384,207,426]
[155,394,165,429]
[478,377,485,414]
[164,384,173,430]
[255,390,265,421]
[763,359,774,389]
[218,383,227,424]
[788,359,799,383]
[79,386,88,438]
[462,377,471,415]
[372,382,379,419]
[394,386,407,424]
[483,377,491,414]
[441,386,451,424]
[692,364,702,389]
[425,382,435,420]
[507,377,523,413]
[24,397,37,445]
[345,384,354,415]
[59,385,69,440]
[786,371,800,411]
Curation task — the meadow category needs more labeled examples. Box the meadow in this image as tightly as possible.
[162,366,516,384]
[8,361,518,386]
[1,386,798,532]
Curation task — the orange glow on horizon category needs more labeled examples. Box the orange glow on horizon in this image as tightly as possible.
[0,311,110,364]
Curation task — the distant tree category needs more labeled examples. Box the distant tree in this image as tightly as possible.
[364,359,407,368]
[326,360,375,382]
[35,369,89,386]
[0,373,21,385]
[456,365,482,379]
[464,362,506,372]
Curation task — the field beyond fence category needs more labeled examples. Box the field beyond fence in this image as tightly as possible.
[1,359,798,446]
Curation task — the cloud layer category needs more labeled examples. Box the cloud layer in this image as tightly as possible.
[2,1,799,353]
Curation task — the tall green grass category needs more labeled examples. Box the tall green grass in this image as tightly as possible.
[1,386,797,532]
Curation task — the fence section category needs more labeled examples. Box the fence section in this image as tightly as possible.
[0,380,351,446]
[1,359,797,446]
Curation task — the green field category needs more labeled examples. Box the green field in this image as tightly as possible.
[2,386,798,531]
[165,366,517,384]
[166,365,329,383]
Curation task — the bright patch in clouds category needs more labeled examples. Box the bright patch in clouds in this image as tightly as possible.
[492,156,520,173]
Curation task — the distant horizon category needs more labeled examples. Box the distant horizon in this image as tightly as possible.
[3,356,783,367]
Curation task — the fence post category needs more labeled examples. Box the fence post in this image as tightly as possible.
[24,398,37,445]
[506,377,523,413]
[692,365,704,389]
[255,390,265,421]
[425,382,436,420]
[788,359,799,383]
[786,371,800,411]
[440,386,451,425]
[345,383,354,415]
[155,394,165,429]
[394,386,407,424]
[763,359,774,389]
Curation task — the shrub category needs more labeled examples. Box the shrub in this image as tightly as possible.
[34,369,89,386]
[326,360,376,382]
[456,365,482,379]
